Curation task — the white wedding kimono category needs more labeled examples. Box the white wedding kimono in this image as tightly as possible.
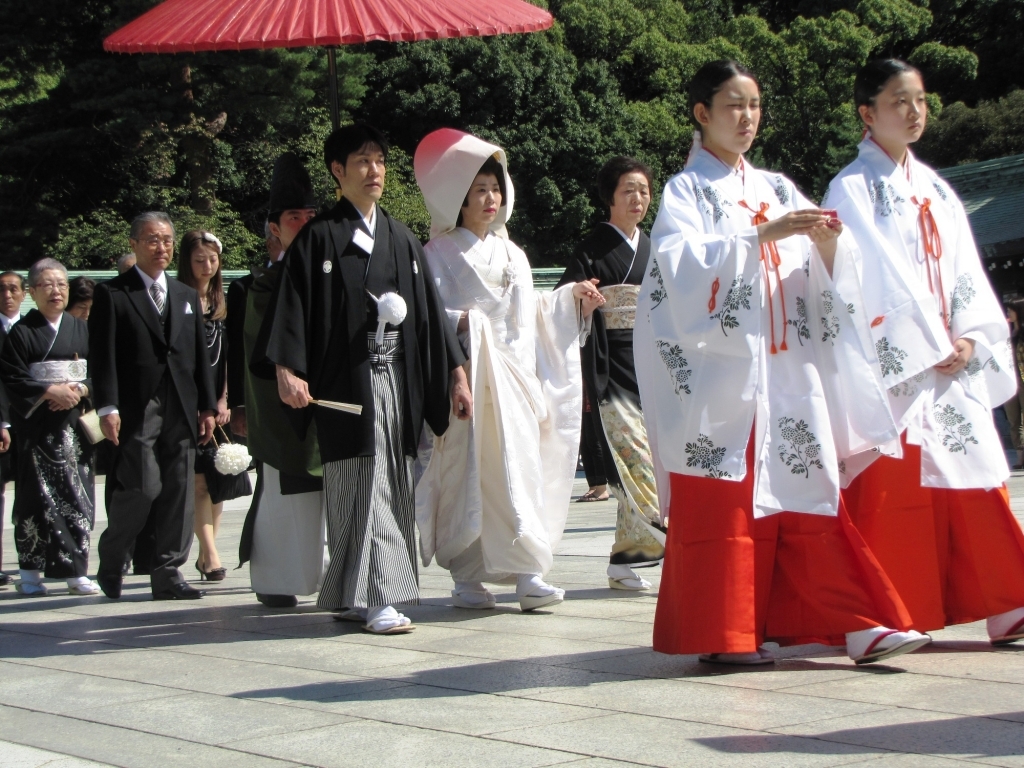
[636,149,881,519]
[416,228,583,580]
[823,138,1015,488]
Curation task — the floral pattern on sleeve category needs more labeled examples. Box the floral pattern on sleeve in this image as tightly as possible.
[685,434,731,478]
[776,417,823,478]
[787,296,810,345]
[876,337,909,377]
[950,274,975,322]
[710,277,753,336]
[932,403,979,454]
[869,181,904,217]
[656,340,692,397]
[649,259,666,309]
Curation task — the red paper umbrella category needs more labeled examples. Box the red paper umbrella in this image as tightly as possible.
[103,0,554,126]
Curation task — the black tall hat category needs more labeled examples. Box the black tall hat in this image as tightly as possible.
[269,152,317,214]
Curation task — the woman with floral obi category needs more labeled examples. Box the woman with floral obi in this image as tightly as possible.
[0,259,97,597]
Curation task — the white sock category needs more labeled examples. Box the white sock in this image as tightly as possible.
[454,581,488,595]
[607,564,639,580]
[67,576,92,588]
[19,569,43,585]
[516,574,560,598]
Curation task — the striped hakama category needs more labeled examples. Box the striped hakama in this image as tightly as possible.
[317,331,419,611]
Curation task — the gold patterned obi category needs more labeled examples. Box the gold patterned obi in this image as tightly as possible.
[599,284,639,329]
[29,360,87,384]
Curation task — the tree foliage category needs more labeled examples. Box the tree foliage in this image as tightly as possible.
[1,0,1022,268]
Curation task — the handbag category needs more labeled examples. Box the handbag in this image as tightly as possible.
[211,425,252,475]
[78,409,106,444]
[201,426,253,504]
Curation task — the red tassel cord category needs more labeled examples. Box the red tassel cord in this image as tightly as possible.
[739,200,789,354]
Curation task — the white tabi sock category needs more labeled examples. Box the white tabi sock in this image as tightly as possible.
[516,574,560,598]
[19,569,43,585]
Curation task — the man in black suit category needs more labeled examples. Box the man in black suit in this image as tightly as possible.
[91,212,217,600]
[0,271,22,587]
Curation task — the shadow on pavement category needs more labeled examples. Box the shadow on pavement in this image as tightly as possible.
[693,712,1024,758]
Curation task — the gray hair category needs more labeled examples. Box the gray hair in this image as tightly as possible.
[129,211,175,241]
[28,258,68,288]
[264,219,272,241]
[116,252,137,273]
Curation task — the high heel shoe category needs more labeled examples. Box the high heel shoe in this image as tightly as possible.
[195,560,227,582]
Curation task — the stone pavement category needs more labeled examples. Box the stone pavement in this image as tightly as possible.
[2,475,1024,768]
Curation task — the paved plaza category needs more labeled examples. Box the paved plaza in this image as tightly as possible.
[2,474,1024,767]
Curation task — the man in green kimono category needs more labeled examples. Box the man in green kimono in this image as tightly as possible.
[237,152,321,608]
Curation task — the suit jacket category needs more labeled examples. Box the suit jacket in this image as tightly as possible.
[0,322,10,427]
[89,268,217,442]
[225,272,254,410]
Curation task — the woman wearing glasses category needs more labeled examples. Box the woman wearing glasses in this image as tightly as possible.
[0,258,98,596]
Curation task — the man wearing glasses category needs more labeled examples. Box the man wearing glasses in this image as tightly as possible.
[0,271,23,587]
[90,211,217,600]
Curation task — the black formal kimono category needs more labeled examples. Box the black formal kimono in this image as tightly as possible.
[253,198,464,611]
[558,223,665,566]
[0,311,94,578]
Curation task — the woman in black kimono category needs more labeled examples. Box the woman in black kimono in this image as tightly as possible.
[0,259,96,596]
[558,156,665,591]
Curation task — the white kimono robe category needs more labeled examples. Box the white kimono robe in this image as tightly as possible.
[823,138,1015,489]
[416,228,583,580]
[636,150,873,519]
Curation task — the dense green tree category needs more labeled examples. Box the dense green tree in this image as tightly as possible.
[1,0,1022,269]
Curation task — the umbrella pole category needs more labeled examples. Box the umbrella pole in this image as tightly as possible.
[327,47,340,130]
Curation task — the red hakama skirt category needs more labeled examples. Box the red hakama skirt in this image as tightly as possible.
[843,437,1024,631]
[653,440,912,655]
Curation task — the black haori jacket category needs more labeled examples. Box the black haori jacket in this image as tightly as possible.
[251,198,465,463]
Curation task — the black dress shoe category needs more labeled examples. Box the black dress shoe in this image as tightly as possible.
[153,582,205,600]
[96,573,123,599]
[257,593,298,608]
[0,572,13,587]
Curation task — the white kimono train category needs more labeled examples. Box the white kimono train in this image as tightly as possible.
[416,228,583,580]
[823,138,1015,488]
[636,149,876,519]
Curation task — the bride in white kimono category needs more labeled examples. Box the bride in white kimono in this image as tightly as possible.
[414,129,604,612]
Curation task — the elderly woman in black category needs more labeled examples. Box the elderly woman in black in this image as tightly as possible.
[557,156,664,591]
[0,258,97,596]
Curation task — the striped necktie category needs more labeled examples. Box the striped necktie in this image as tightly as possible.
[150,282,166,316]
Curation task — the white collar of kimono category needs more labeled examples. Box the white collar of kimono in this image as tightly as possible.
[360,204,377,237]
[605,222,639,252]
[859,137,917,189]
[414,128,515,240]
[45,311,62,333]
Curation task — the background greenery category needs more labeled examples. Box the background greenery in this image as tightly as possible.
[1,0,1022,269]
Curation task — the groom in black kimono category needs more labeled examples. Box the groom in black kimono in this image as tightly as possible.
[253,123,472,634]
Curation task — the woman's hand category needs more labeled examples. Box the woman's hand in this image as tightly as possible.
[572,279,605,318]
[457,311,469,334]
[215,397,230,426]
[935,337,975,376]
[451,366,473,421]
[757,210,829,245]
[807,220,842,277]
[44,383,82,411]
